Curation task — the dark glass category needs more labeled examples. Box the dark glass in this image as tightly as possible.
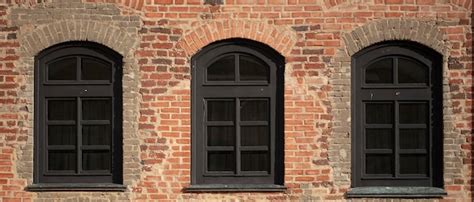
[83,125,111,145]
[48,125,76,145]
[365,58,393,83]
[239,55,269,81]
[399,103,427,124]
[48,150,76,171]
[207,55,235,81]
[366,103,393,124]
[207,100,235,121]
[365,128,392,149]
[400,154,427,175]
[241,126,268,146]
[48,100,76,120]
[241,151,269,172]
[207,126,235,146]
[82,151,111,170]
[47,57,77,80]
[398,58,428,84]
[82,99,111,120]
[240,99,269,121]
[366,154,393,174]
[400,129,427,149]
[208,151,235,172]
[81,58,112,81]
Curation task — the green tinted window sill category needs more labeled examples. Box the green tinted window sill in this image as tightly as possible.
[26,183,127,192]
[346,187,446,198]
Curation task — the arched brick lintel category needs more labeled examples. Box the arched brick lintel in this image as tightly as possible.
[19,20,138,57]
[342,19,447,56]
[177,20,298,57]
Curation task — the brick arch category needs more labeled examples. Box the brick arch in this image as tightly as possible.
[19,20,138,57]
[342,19,447,56]
[177,20,298,57]
[11,0,145,11]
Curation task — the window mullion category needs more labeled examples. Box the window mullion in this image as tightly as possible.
[235,54,240,82]
[394,100,399,177]
[77,97,82,174]
[236,98,241,175]
[393,57,398,85]
[77,57,81,81]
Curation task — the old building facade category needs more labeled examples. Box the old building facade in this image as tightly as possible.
[0,0,472,201]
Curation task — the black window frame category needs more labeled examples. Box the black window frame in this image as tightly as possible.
[34,42,123,185]
[351,41,443,188]
[191,39,284,187]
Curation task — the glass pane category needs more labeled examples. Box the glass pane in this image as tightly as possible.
[82,151,111,171]
[241,126,268,146]
[366,128,392,149]
[48,150,76,171]
[208,151,235,172]
[400,154,427,175]
[241,99,269,121]
[366,103,393,124]
[399,103,427,124]
[239,55,269,81]
[48,57,77,80]
[207,100,235,121]
[83,125,111,145]
[398,58,428,84]
[81,58,112,81]
[241,151,269,172]
[400,129,427,149]
[48,100,76,120]
[82,99,111,120]
[365,58,393,84]
[207,126,234,146]
[366,154,392,174]
[48,125,76,145]
[207,55,235,81]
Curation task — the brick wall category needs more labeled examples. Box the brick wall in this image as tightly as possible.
[0,0,471,201]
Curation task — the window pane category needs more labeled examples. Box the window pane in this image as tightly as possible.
[207,55,235,81]
[240,99,269,121]
[239,55,269,81]
[366,103,393,124]
[366,154,392,174]
[48,125,76,145]
[208,151,235,172]
[400,154,427,175]
[207,100,235,121]
[399,103,427,124]
[398,58,428,84]
[48,150,76,171]
[48,100,76,120]
[241,126,268,146]
[83,125,111,145]
[82,99,111,120]
[82,151,110,171]
[48,57,77,80]
[366,128,392,149]
[81,58,112,81]
[365,58,393,84]
[400,129,427,149]
[207,126,234,146]
[241,151,269,172]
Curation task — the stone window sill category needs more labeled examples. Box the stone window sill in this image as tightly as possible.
[26,183,127,192]
[184,184,286,192]
[346,187,447,198]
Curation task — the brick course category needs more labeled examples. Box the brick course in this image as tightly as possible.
[0,0,471,201]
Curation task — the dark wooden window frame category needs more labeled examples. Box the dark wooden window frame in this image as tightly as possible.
[190,39,285,188]
[33,42,123,185]
[351,41,443,188]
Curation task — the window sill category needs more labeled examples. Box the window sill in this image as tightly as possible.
[184,184,287,192]
[346,187,446,198]
[26,183,127,192]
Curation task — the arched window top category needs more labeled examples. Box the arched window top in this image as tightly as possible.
[364,56,429,85]
[206,53,269,83]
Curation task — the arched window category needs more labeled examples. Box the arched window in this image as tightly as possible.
[352,42,443,188]
[189,39,284,190]
[34,42,122,185]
